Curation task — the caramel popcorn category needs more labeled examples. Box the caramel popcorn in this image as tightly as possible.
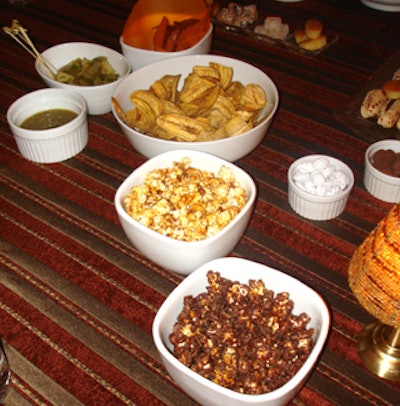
[123,158,247,241]
[169,271,315,394]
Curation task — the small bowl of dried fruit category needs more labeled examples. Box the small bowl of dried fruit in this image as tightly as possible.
[153,257,330,406]
[114,150,257,275]
[35,42,131,115]
[111,54,279,162]
[364,139,400,203]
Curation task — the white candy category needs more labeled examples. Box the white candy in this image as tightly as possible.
[296,162,315,173]
[311,172,325,186]
[313,157,329,170]
[322,165,335,178]
[292,157,349,197]
[293,171,310,182]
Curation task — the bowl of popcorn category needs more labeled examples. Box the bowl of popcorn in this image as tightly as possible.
[288,155,354,221]
[35,42,131,115]
[114,150,257,274]
[364,139,400,203]
[111,54,279,162]
[153,257,331,406]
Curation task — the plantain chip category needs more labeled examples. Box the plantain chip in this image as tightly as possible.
[192,65,220,81]
[239,83,267,112]
[156,113,214,141]
[224,81,245,107]
[159,74,181,102]
[150,80,169,100]
[178,75,220,116]
[203,95,236,129]
[130,90,164,117]
[212,115,252,139]
[209,62,233,90]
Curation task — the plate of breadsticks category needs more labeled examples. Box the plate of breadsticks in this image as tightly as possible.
[335,52,400,142]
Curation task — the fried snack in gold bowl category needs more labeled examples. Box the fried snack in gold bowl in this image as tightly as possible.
[113,62,267,142]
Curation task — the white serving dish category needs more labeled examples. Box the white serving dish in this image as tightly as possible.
[120,23,213,71]
[114,150,256,274]
[7,88,88,163]
[35,42,131,115]
[153,257,331,406]
[111,54,279,162]
[360,0,400,12]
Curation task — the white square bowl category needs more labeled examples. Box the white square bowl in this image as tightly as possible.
[114,150,257,274]
[153,257,331,406]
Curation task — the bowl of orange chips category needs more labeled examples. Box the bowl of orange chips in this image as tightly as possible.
[120,0,213,70]
[111,54,279,162]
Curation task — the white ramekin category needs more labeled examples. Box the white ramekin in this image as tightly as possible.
[288,155,354,221]
[7,88,88,163]
[364,139,400,203]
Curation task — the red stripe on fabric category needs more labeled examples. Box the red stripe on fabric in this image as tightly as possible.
[251,205,355,276]
[1,207,163,332]
[0,285,166,405]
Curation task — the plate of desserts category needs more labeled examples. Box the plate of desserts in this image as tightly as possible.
[211,1,338,55]
[335,52,400,143]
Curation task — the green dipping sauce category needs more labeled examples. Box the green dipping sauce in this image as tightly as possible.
[20,109,78,130]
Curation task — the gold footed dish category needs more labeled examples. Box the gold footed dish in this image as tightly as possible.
[357,322,400,381]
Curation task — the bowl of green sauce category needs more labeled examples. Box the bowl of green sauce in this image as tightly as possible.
[7,88,88,163]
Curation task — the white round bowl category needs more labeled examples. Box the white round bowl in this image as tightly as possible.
[7,88,88,163]
[112,54,279,162]
[360,0,400,12]
[364,139,400,203]
[35,42,131,115]
[114,150,256,274]
[120,23,213,71]
[288,155,354,221]
[153,257,331,406]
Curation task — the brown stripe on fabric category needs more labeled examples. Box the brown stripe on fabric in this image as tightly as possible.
[1,171,182,292]
[2,342,83,406]
[1,212,163,334]
[1,265,196,405]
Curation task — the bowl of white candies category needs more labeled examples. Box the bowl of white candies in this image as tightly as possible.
[288,155,354,221]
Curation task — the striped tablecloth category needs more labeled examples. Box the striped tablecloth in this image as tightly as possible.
[1,0,400,404]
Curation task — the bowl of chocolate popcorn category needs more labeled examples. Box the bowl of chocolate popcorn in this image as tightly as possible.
[364,139,400,203]
[153,257,331,406]
[288,154,354,221]
[114,150,257,274]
